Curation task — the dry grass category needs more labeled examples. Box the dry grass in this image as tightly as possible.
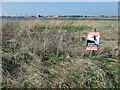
[2,20,119,88]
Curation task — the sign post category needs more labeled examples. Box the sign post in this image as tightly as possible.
[86,29,100,57]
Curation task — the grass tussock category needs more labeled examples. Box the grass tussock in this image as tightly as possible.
[2,20,119,88]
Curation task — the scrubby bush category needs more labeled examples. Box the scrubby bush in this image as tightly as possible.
[2,20,119,88]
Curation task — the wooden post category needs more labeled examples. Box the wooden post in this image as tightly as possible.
[94,28,96,32]
[90,50,93,58]
[89,28,96,58]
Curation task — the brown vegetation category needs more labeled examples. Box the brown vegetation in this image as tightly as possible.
[2,20,119,88]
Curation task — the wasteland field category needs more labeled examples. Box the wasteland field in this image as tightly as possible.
[1,20,120,88]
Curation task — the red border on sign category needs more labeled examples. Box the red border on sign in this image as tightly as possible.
[88,32,100,35]
[86,46,99,50]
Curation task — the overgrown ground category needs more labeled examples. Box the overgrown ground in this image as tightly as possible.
[1,20,119,88]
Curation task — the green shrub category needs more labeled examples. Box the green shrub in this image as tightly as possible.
[81,37,86,41]
[90,57,109,64]
[12,81,35,88]
[62,25,89,32]
[48,54,64,62]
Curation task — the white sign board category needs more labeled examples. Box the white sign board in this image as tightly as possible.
[86,32,100,50]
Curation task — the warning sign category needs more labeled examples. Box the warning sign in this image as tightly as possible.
[86,32,100,50]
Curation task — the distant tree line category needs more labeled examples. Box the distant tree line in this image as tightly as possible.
[0,15,118,18]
